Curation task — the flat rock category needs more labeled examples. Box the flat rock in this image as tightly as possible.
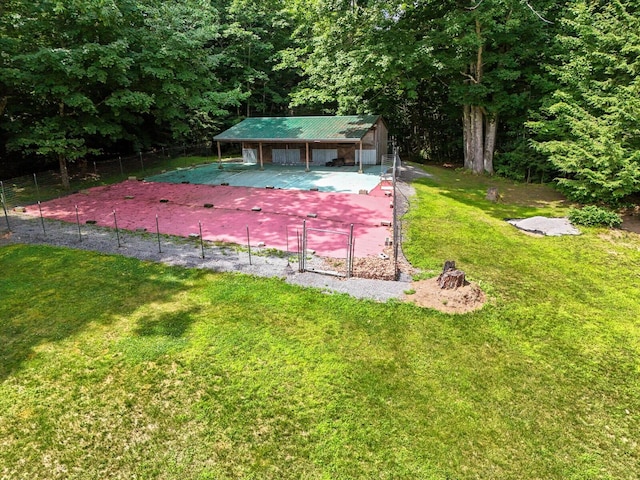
[507,216,580,236]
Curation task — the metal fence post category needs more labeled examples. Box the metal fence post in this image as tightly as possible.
[199,221,205,259]
[38,201,46,234]
[347,223,355,278]
[0,181,10,231]
[75,205,82,242]
[246,225,252,265]
[113,210,121,247]
[156,215,162,253]
[392,148,400,279]
[302,220,307,273]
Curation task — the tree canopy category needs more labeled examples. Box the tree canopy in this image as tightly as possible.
[1,0,639,204]
[530,0,640,204]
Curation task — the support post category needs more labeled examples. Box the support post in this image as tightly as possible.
[305,142,310,172]
[113,210,121,247]
[392,147,399,279]
[199,221,205,259]
[358,141,363,174]
[1,181,10,232]
[246,225,252,265]
[75,205,82,242]
[347,223,355,278]
[156,215,162,253]
[217,141,223,169]
[302,220,307,272]
[38,201,46,234]
[259,142,264,170]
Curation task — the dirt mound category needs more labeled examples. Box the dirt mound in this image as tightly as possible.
[406,277,486,314]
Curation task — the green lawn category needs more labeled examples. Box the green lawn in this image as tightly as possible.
[8,154,229,205]
[1,165,638,479]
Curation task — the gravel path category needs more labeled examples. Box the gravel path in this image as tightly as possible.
[0,164,427,302]
[0,212,411,303]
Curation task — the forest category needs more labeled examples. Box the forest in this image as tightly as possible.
[1,0,639,205]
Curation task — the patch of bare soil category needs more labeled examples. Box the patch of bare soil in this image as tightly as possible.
[621,206,640,234]
[322,245,418,281]
[405,277,486,314]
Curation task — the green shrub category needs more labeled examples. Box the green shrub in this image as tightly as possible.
[568,205,622,228]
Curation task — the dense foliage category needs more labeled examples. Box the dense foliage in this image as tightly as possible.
[568,205,623,228]
[1,0,639,204]
[529,0,640,204]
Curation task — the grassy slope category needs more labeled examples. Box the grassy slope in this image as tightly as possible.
[1,165,639,479]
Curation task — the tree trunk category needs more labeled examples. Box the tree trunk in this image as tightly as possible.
[472,106,484,173]
[463,105,472,170]
[483,114,498,174]
[0,97,7,117]
[463,105,485,173]
[460,19,498,175]
[59,154,70,189]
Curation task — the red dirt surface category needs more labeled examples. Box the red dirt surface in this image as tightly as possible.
[27,180,394,258]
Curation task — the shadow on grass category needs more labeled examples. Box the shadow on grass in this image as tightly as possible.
[412,172,572,221]
[0,244,199,381]
[133,308,201,338]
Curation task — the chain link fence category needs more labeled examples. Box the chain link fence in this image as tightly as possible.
[0,143,215,211]
[1,143,408,283]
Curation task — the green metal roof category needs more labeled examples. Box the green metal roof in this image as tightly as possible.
[214,115,380,143]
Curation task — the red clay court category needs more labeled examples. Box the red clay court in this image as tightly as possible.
[26,167,394,258]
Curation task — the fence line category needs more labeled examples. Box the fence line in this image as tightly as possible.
[0,142,214,210]
[1,143,406,282]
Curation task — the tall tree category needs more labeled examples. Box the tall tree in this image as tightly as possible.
[1,0,242,186]
[427,0,562,174]
[530,0,640,204]
[285,1,562,170]
[211,0,298,120]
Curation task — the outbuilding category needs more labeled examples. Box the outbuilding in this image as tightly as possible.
[213,115,388,173]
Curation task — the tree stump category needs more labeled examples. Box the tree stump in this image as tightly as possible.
[437,260,467,289]
[486,187,499,202]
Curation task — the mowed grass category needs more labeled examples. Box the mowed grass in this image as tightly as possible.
[1,165,639,479]
[10,154,232,205]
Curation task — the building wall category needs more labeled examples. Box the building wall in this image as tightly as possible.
[242,142,362,165]
[241,118,388,166]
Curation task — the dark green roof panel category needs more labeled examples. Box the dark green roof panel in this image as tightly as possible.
[214,115,380,142]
